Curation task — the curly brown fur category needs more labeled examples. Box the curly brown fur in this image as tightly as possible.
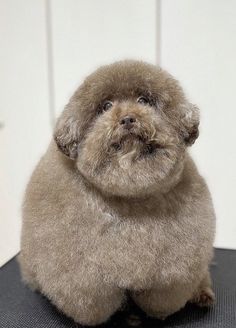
[19,60,215,326]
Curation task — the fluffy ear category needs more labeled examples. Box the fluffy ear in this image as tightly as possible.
[53,107,80,159]
[179,103,200,146]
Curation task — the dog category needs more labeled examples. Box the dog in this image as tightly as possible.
[19,60,216,326]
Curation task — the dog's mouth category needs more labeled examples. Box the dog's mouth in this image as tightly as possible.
[110,131,164,155]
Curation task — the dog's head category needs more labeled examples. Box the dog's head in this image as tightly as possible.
[54,60,199,197]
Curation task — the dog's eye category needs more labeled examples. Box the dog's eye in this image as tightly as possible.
[137,96,149,105]
[102,100,113,112]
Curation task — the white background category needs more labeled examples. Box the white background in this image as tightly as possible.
[161,0,236,249]
[0,0,235,267]
[0,0,51,266]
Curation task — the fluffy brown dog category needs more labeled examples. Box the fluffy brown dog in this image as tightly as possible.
[19,60,216,326]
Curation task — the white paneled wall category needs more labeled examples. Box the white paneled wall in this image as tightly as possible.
[161,0,236,249]
[0,0,158,266]
[1,0,235,267]
[0,0,51,266]
[50,0,158,117]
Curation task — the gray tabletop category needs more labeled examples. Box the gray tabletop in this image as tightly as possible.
[0,248,236,327]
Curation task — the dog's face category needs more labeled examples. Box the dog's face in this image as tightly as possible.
[54,61,199,197]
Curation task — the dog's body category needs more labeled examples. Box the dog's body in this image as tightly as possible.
[19,60,216,325]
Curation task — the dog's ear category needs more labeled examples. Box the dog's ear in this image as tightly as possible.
[179,103,200,146]
[53,105,80,160]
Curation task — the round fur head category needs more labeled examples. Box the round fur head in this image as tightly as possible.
[54,60,199,197]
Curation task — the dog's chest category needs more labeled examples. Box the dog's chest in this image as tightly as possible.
[86,215,160,289]
[83,201,203,289]
[87,200,176,263]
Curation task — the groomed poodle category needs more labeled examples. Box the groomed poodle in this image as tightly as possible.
[19,60,216,326]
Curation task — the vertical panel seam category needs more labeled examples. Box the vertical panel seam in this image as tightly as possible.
[45,0,56,129]
[156,0,161,66]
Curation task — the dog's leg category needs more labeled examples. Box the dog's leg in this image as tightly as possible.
[18,253,41,291]
[49,282,125,326]
[190,271,215,307]
[130,284,193,320]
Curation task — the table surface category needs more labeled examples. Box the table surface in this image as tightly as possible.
[0,248,236,328]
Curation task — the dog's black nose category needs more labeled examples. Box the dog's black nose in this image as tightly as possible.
[119,116,136,129]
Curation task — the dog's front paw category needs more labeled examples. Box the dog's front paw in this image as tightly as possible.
[191,287,215,307]
[144,309,169,321]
